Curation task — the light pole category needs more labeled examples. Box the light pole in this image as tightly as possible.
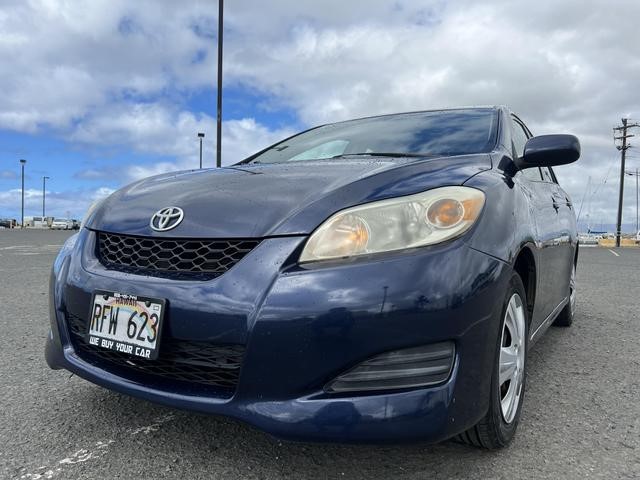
[626,168,640,234]
[198,133,205,169]
[19,159,26,229]
[42,176,50,218]
[216,0,224,168]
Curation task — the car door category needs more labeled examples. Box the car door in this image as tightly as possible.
[511,117,563,330]
[542,166,575,306]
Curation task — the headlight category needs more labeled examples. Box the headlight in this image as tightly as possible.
[299,186,485,263]
[80,198,104,230]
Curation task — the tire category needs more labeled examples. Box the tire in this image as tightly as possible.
[455,272,529,449]
[553,262,576,327]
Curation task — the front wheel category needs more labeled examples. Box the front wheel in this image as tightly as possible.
[456,272,528,449]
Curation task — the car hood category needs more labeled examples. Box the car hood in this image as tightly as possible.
[88,155,491,238]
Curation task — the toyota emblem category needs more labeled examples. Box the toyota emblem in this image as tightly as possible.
[150,207,184,232]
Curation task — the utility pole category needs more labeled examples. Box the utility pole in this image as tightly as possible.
[613,119,640,247]
[19,159,26,229]
[216,0,224,168]
[42,176,50,217]
[625,168,640,235]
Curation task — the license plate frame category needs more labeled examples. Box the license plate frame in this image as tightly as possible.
[86,290,166,360]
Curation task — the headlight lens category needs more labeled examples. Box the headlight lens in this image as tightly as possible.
[299,186,485,263]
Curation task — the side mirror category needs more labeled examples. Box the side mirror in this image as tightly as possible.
[517,134,580,169]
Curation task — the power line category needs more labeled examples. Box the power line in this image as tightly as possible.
[576,176,590,226]
[579,155,617,227]
[576,153,620,233]
[590,154,618,198]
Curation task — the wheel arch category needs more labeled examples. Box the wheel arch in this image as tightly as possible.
[512,245,537,324]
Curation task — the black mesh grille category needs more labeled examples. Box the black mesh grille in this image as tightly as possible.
[66,312,244,393]
[96,232,260,280]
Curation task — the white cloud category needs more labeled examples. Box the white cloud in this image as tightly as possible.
[0,0,218,132]
[70,104,295,180]
[0,186,114,219]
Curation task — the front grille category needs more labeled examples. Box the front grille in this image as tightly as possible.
[66,312,244,393]
[96,231,260,280]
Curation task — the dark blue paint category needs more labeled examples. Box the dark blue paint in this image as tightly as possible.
[46,106,579,443]
[88,155,491,238]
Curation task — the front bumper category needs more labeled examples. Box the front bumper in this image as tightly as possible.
[46,229,510,443]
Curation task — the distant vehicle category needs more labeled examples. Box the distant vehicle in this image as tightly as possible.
[637,231,640,243]
[71,219,81,230]
[51,218,73,230]
[578,233,599,245]
[0,218,12,228]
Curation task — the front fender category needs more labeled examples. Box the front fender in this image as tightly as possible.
[463,170,537,264]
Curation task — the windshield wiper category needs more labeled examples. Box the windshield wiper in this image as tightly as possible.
[331,152,434,159]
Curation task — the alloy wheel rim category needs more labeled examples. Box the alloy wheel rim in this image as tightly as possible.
[499,293,526,424]
[569,264,576,313]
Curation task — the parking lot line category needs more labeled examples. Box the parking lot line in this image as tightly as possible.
[607,249,620,257]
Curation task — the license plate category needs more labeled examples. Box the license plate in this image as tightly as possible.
[86,290,165,360]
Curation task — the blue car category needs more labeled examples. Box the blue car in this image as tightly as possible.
[46,106,580,448]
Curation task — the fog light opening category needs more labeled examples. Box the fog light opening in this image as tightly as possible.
[325,341,455,394]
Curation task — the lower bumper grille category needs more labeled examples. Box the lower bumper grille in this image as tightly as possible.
[66,312,244,393]
[325,341,455,393]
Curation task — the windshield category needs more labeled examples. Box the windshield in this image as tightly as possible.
[245,109,498,164]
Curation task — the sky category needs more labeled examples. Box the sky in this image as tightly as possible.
[0,0,639,231]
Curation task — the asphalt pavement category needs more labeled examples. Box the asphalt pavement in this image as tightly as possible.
[1,229,638,479]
